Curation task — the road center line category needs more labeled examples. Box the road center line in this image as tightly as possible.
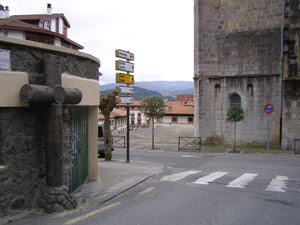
[63,202,122,225]
[139,187,156,195]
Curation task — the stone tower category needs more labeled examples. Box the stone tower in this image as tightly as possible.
[194,0,300,149]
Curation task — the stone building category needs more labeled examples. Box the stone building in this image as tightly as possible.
[194,0,300,149]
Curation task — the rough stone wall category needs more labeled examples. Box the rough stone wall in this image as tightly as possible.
[0,40,99,217]
[0,42,99,80]
[194,0,287,147]
[282,79,300,149]
[281,0,300,149]
[0,106,45,217]
[194,0,283,78]
[215,28,281,76]
[195,75,281,145]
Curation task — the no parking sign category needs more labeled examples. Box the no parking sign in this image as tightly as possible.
[264,104,274,114]
[264,104,274,152]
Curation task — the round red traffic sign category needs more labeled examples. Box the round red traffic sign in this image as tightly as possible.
[264,104,274,114]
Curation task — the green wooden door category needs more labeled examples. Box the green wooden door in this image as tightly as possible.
[68,107,88,193]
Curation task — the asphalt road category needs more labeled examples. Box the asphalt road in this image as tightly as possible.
[4,150,300,225]
[50,149,300,225]
[101,150,300,225]
[3,126,299,225]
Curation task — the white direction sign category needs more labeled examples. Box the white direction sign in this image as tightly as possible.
[115,49,134,61]
[115,60,134,73]
[119,96,134,104]
[118,86,134,94]
[0,49,10,70]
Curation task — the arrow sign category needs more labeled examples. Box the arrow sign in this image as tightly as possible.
[119,96,134,104]
[115,49,134,61]
[116,86,134,94]
[115,60,134,73]
[264,104,274,114]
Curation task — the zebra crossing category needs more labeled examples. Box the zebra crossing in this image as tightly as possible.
[161,171,289,192]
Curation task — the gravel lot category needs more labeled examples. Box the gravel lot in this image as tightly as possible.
[116,124,194,151]
[114,124,296,155]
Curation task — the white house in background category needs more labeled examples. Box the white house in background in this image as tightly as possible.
[0,4,83,50]
[116,101,150,127]
[161,103,194,125]
[117,100,194,127]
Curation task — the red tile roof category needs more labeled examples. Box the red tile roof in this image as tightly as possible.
[99,108,129,120]
[176,94,194,101]
[164,103,194,115]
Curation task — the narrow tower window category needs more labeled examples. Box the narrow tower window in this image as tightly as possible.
[230,94,241,106]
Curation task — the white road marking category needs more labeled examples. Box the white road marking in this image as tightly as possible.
[193,171,228,185]
[182,155,202,158]
[161,170,200,182]
[226,173,258,188]
[265,175,289,192]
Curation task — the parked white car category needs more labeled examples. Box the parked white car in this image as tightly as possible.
[98,122,114,157]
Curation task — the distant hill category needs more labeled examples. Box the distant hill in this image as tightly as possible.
[100,81,194,94]
[100,86,176,101]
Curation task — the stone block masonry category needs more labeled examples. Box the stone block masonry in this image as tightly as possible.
[194,0,300,149]
[194,75,281,145]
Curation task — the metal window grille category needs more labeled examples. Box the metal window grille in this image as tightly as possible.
[230,94,241,106]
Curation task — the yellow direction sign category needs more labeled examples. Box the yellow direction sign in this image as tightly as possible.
[116,73,134,84]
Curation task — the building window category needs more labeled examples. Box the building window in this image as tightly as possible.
[230,94,241,106]
[188,117,193,123]
[247,84,253,93]
[172,117,178,123]
[56,18,59,33]
[26,32,54,45]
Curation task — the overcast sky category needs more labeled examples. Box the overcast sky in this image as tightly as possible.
[7,0,193,85]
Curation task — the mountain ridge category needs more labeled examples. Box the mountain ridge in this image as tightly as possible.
[100,81,194,94]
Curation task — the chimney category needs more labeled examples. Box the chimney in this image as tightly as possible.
[0,5,4,19]
[5,6,9,18]
[47,3,52,15]
[169,107,172,112]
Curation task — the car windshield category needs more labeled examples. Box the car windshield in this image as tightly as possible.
[98,126,103,138]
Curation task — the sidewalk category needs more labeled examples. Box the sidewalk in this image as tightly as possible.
[72,159,163,212]
[0,160,163,225]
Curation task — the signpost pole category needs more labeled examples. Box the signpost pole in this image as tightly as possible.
[264,104,274,153]
[126,101,130,163]
[115,49,134,163]
[126,53,131,163]
[267,114,270,153]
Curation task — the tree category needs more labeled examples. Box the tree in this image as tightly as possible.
[98,88,119,161]
[227,105,244,152]
[140,96,165,149]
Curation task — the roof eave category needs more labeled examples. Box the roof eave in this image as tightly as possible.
[0,25,83,49]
